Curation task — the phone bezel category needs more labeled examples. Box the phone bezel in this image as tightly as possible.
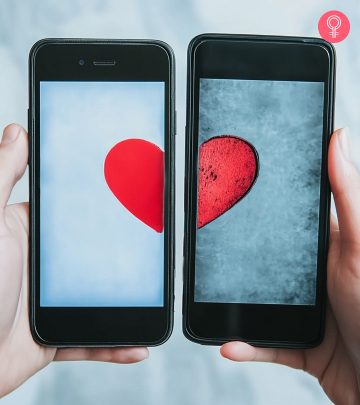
[183,34,335,348]
[29,39,175,347]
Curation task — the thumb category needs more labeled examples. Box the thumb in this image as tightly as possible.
[0,124,28,212]
[328,128,360,250]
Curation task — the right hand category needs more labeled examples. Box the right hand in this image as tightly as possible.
[221,128,360,405]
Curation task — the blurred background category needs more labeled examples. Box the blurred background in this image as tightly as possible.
[1,0,359,404]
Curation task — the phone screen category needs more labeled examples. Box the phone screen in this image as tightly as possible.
[195,78,324,306]
[40,81,165,307]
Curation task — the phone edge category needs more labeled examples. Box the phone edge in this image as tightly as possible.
[28,38,176,348]
[182,33,336,348]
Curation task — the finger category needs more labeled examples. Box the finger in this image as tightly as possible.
[220,341,305,371]
[328,128,360,251]
[0,124,28,212]
[54,347,149,364]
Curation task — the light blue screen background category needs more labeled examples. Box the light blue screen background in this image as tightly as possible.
[40,81,165,307]
[195,79,324,305]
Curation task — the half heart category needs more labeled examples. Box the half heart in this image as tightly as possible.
[198,135,259,228]
[104,139,164,233]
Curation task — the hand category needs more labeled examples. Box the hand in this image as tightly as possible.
[0,124,149,398]
[221,128,360,405]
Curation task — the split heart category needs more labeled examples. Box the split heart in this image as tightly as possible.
[104,136,259,232]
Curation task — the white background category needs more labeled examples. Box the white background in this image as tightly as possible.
[1,0,359,404]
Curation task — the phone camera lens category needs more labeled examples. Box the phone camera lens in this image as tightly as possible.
[78,59,85,66]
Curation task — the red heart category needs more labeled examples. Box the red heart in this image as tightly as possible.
[104,139,164,233]
[198,135,259,228]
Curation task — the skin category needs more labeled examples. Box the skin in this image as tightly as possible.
[221,127,360,405]
[0,124,149,399]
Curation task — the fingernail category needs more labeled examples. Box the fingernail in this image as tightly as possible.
[1,125,21,145]
[337,127,352,162]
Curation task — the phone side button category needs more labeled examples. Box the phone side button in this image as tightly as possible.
[27,108,30,165]
[174,110,177,136]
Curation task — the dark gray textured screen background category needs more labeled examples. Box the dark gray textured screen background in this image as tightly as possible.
[195,78,324,305]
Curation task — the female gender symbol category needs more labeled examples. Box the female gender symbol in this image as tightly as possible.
[326,15,341,39]
[318,10,350,43]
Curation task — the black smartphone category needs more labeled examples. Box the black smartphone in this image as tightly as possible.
[183,34,335,348]
[29,39,175,346]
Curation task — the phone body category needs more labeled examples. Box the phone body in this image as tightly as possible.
[183,34,335,348]
[29,38,175,347]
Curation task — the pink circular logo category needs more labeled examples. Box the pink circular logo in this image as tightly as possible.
[318,10,350,43]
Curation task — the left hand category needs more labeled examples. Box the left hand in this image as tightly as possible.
[0,124,149,399]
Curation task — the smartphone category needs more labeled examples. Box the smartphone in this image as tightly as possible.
[183,34,335,348]
[29,39,175,346]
